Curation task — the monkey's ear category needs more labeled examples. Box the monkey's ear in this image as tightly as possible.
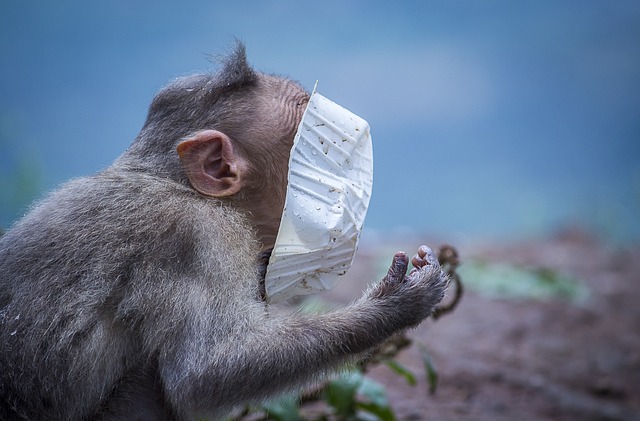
[177,130,248,197]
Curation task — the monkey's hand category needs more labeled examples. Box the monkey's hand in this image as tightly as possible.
[368,245,448,330]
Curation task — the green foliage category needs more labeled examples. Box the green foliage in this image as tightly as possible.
[416,344,438,395]
[382,360,416,386]
[325,372,395,421]
[236,353,440,421]
[352,376,395,421]
[261,395,302,421]
[457,260,588,302]
[324,372,361,417]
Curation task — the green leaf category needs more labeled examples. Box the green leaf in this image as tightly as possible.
[261,395,301,421]
[357,377,388,407]
[383,359,417,386]
[324,371,362,417]
[356,377,396,421]
[417,343,438,395]
[356,401,396,421]
[457,260,588,302]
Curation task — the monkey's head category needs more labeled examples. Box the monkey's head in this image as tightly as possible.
[122,43,309,250]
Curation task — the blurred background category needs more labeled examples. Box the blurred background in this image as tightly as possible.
[2,3,640,419]
[1,1,639,243]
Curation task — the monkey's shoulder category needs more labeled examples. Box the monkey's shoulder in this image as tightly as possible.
[1,169,257,277]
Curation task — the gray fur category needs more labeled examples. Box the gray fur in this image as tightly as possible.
[0,44,448,420]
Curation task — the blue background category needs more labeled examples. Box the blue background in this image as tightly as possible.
[1,1,639,242]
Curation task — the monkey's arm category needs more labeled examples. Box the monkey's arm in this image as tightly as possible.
[158,249,447,418]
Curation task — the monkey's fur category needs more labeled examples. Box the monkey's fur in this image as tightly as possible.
[0,44,448,420]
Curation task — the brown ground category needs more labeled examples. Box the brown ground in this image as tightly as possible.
[321,230,640,421]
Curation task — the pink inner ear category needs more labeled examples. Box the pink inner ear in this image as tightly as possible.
[176,130,245,197]
[203,143,228,179]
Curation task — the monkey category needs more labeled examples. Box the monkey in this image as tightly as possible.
[0,43,448,420]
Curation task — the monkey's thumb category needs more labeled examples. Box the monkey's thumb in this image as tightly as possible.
[386,252,409,284]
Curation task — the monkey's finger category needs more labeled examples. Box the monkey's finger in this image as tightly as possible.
[421,245,438,266]
[411,245,438,272]
[417,245,431,259]
[386,252,409,284]
[411,254,426,268]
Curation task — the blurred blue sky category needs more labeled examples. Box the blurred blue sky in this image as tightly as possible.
[1,1,639,242]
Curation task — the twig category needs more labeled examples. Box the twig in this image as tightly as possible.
[432,244,463,320]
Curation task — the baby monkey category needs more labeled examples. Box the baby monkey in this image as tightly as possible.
[0,43,448,420]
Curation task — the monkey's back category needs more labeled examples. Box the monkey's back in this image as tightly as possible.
[0,169,210,419]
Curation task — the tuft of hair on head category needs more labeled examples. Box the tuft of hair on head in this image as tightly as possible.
[124,40,261,178]
[214,40,258,90]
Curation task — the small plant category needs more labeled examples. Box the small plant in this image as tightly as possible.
[239,346,431,421]
[458,259,587,302]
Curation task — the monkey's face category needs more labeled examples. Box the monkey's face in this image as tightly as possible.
[239,76,310,250]
[262,90,374,303]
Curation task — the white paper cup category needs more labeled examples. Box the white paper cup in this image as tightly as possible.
[264,90,373,303]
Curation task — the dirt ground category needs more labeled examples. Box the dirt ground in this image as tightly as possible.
[321,229,640,421]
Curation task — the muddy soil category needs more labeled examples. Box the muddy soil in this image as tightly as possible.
[322,230,640,420]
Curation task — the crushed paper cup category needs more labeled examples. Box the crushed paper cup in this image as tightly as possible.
[264,88,373,303]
